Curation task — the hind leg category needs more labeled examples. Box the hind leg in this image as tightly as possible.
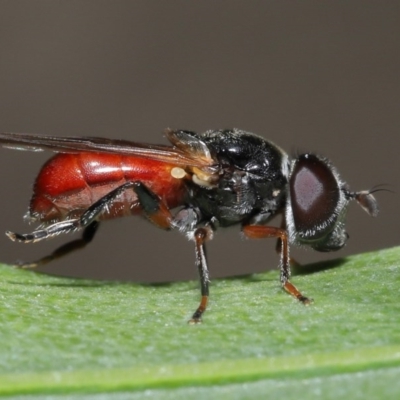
[7,181,173,268]
[11,221,99,269]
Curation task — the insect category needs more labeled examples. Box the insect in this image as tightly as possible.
[0,129,379,323]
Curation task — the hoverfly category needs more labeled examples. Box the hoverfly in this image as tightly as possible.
[0,129,379,323]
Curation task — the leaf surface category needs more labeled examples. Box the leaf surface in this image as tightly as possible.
[0,247,399,398]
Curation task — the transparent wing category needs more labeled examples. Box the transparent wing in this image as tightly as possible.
[0,131,217,169]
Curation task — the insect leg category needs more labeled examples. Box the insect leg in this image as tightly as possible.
[6,190,108,268]
[242,224,310,304]
[11,221,100,269]
[7,181,173,268]
[189,226,213,324]
[78,180,173,230]
[129,181,172,229]
[7,181,140,246]
[275,219,300,267]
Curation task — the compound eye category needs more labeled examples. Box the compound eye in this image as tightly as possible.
[290,154,340,238]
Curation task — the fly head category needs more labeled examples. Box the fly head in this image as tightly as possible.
[286,153,379,252]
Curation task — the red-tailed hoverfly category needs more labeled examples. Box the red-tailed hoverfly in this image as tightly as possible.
[0,129,379,323]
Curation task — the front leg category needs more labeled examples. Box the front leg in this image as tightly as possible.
[242,224,311,304]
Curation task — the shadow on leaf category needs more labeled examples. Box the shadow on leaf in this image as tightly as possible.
[293,257,347,276]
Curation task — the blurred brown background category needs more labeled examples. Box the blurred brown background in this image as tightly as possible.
[0,1,398,282]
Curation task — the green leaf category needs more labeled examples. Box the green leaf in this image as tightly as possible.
[0,247,400,399]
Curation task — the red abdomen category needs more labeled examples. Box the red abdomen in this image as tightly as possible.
[29,153,187,223]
